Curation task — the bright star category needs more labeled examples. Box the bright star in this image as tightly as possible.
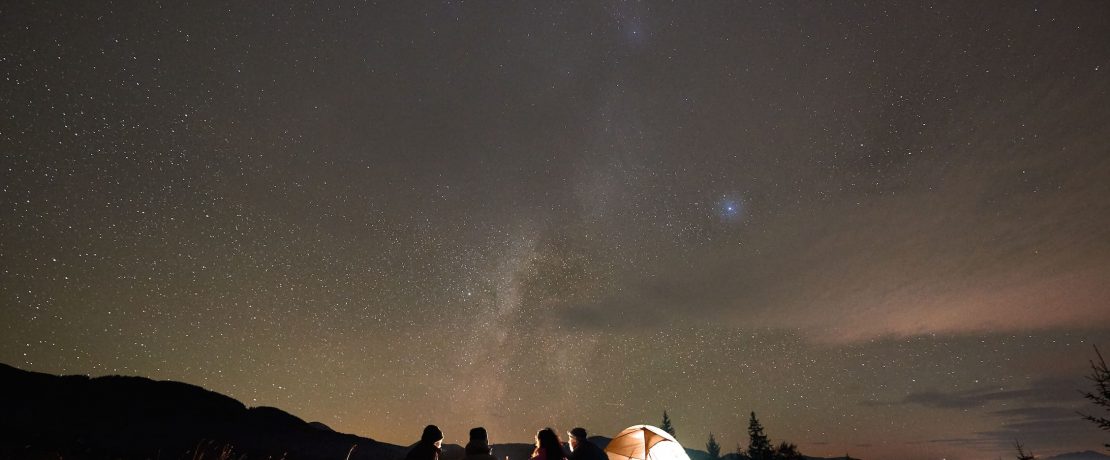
[717,196,743,222]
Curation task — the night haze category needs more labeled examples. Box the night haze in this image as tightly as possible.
[3,2,1110,460]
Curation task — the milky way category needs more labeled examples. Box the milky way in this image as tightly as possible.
[3,2,1110,459]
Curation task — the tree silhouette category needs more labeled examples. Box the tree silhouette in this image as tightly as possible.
[1014,440,1035,460]
[706,433,721,459]
[772,441,802,460]
[746,412,772,460]
[661,410,676,437]
[1080,345,1110,449]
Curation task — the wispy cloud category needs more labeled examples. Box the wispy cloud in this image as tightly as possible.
[882,378,1103,453]
[887,378,1079,409]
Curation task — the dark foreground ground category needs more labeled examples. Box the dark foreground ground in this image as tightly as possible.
[0,363,863,460]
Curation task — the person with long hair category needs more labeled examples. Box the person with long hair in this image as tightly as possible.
[531,427,567,460]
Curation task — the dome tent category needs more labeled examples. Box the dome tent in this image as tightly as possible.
[604,425,691,460]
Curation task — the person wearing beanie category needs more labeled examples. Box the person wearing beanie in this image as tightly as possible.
[567,427,606,460]
[463,426,497,460]
[405,425,445,460]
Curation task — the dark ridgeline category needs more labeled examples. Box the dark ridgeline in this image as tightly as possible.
[444,442,533,460]
[0,363,406,460]
[0,363,885,460]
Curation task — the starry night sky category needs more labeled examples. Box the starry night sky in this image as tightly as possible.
[3,2,1110,459]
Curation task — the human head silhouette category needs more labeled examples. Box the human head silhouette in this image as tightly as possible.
[535,427,563,459]
[567,427,587,451]
[466,426,491,455]
[422,425,444,448]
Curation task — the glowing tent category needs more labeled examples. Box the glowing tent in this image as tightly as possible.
[604,425,691,460]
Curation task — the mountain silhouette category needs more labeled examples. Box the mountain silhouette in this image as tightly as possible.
[0,363,865,460]
[9,363,1097,460]
[0,363,406,460]
[1044,452,1110,460]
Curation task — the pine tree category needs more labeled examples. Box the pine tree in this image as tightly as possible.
[1080,346,1110,449]
[747,412,772,460]
[661,410,676,437]
[706,433,721,459]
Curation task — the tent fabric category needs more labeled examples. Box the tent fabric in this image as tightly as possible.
[604,425,690,460]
